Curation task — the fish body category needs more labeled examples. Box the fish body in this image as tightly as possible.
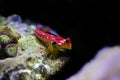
[34,26,72,50]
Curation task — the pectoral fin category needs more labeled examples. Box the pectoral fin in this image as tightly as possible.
[46,42,59,59]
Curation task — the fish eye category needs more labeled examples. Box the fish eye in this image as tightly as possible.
[52,41,56,45]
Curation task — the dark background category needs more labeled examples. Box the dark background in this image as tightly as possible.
[0,0,120,80]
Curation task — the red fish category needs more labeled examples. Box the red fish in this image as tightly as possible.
[34,26,72,51]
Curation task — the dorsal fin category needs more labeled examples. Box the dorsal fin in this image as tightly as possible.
[36,24,51,33]
[39,26,51,32]
[36,24,59,35]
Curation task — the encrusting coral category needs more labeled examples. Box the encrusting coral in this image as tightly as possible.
[5,44,17,57]
[0,26,21,59]
[0,15,70,80]
[0,35,11,44]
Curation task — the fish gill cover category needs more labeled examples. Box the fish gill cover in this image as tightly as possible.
[0,14,71,80]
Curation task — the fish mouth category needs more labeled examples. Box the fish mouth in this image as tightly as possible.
[68,43,72,50]
[62,43,72,50]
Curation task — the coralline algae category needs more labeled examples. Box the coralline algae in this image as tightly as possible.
[0,14,69,80]
[67,46,120,80]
